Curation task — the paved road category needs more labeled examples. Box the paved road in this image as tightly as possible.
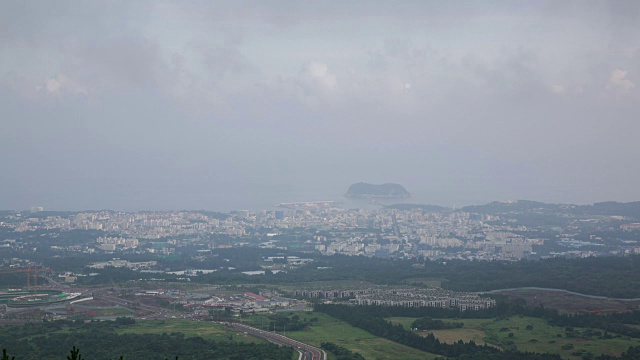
[228,322,326,360]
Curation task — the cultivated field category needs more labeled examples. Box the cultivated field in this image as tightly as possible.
[283,312,439,360]
[386,315,640,359]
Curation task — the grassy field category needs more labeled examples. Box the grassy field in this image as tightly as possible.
[386,316,640,359]
[117,320,264,344]
[386,317,491,346]
[121,315,438,359]
[282,312,439,360]
[117,312,640,359]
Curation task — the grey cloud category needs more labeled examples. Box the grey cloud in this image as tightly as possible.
[0,1,148,45]
[606,1,640,29]
[2,1,640,210]
[72,37,166,89]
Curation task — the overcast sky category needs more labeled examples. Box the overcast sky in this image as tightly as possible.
[2,1,640,211]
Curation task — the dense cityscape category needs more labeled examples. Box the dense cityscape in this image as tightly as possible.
[3,200,640,265]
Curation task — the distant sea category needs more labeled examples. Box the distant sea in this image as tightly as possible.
[200,193,371,212]
[25,185,452,212]
[203,189,432,212]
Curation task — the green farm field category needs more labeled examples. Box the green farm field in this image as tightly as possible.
[282,312,439,360]
[122,314,438,359]
[386,317,493,347]
[387,315,640,359]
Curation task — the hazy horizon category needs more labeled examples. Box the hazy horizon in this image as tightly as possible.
[2,1,640,211]
[4,190,640,213]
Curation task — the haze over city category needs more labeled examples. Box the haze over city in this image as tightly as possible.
[2,1,640,211]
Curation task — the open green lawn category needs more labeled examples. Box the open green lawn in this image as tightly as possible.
[118,313,640,359]
[385,316,417,329]
[283,312,439,360]
[117,320,264,344]
[122,315,437,359]
[386,316,640,359]
[484,316,640,359]
[386,317,492,347]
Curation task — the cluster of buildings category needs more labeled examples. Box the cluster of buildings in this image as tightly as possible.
[88,259,157,270]
[308,211,542,260]
[5,211,233,238]
[293,286,496,311]
[96,236,139,251]
[135,289,296,316]
[1,202,639,261]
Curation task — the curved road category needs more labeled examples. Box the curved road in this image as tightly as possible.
[228,322,326,360]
